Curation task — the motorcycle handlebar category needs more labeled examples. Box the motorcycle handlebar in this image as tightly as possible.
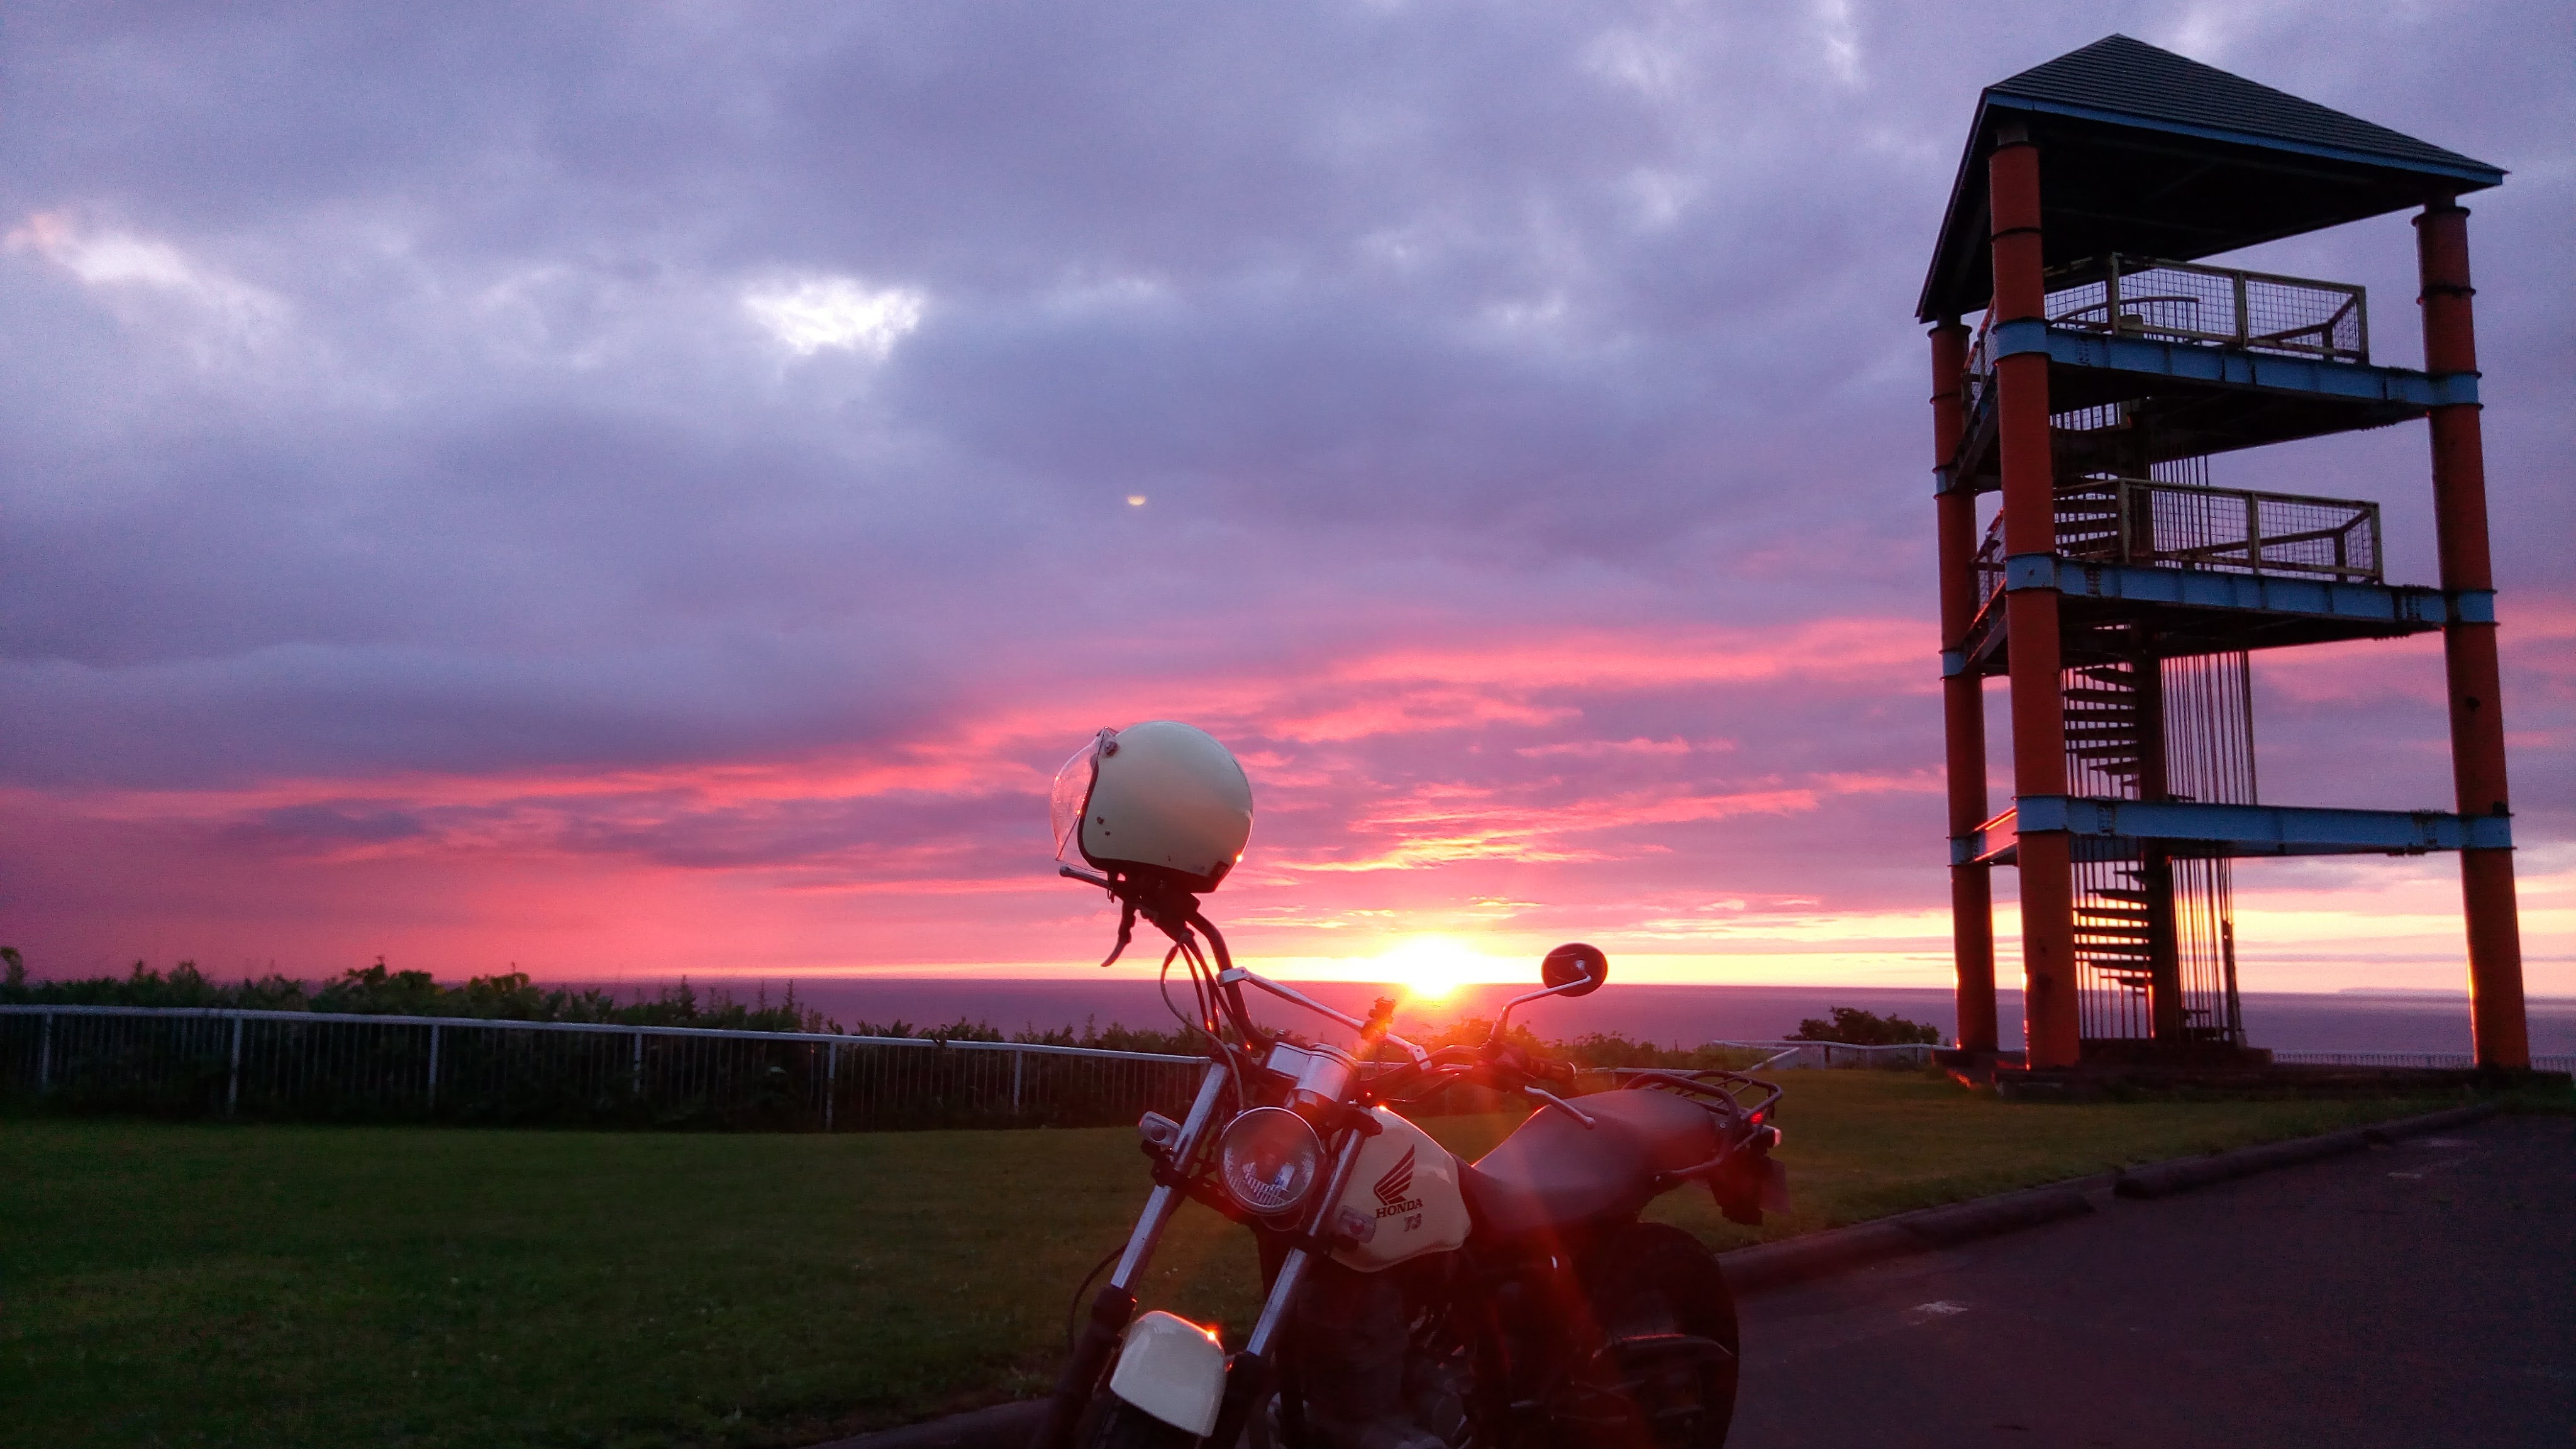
[1368,1041,1577,1100]
[1485,1040,1577,1089]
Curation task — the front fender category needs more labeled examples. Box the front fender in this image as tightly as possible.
[1108,1311,1226,1437]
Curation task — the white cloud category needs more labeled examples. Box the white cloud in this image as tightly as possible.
[742,275,926,358]
[7,211,287,355]
[1810,0,1863,87]
[1619,167,1700,230]
[2160,2,2258,67]
[1582,25,1687,101]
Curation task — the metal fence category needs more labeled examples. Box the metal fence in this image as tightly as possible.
[15,1009,2541,1130]
[1697,1040,1938,1070]
[0,1007,1953,1131]
[2272,1050,2576,1073]
[0,1005,1208,1131]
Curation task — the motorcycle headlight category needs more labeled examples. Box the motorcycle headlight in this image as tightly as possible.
[1217,1107,1325,1219]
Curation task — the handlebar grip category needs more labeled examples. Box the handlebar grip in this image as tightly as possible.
[1536,1056,1577,1087]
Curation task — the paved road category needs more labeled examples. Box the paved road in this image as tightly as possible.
[1726,1114,2575,1448]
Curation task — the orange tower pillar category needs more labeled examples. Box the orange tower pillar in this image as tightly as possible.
[1989,128,2080,1068]
[2416,200,2529,1069]
[1932,322,1999,1054]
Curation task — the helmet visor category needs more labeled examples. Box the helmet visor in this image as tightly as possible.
[1049,730,1113,863]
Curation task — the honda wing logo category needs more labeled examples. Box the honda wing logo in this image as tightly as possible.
[1372,1146,1416,1205]
[1372,1146,1424,1221]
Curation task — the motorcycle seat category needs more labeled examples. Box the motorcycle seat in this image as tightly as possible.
[1458,1089,1719,1240]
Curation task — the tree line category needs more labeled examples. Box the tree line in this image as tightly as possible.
[3,950,1942,1058]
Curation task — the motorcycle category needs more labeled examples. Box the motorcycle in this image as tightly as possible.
[1026,894,1789,1449]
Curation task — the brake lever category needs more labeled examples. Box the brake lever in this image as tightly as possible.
[1524,1085,1597,1129]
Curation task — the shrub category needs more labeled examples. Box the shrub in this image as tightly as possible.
[1788,1006,1941,1046]
[0,957,833,1033]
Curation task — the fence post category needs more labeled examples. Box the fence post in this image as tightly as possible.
[631,1030,644,1100]
[36,1011,52,1094]
[1011,1048,1027,1115]
[823,1041,838,1133]
[226,1014,244,1118]
[426,1023,441,1115]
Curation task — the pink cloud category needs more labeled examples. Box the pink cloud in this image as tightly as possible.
[1516,736,1708,758]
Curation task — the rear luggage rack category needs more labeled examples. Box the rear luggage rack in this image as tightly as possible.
[1609,1070,1789,1224]
[1598,1067,1782,1131]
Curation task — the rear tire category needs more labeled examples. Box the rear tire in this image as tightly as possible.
[1565,1223,1740,1449]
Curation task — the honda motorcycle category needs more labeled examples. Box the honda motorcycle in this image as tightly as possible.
[1033,722,1788,1449]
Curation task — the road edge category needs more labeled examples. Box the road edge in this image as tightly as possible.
[1721,1099,2493,1293]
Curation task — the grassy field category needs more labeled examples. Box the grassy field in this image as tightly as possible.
[0,1073,2480,1449]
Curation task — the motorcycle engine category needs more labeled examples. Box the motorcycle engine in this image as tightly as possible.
[1286,1256,1467,1449]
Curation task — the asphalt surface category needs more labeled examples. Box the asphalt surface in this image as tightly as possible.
[1724,1114,2575,1449]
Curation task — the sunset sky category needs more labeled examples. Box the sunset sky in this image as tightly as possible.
[4,3,2569,999]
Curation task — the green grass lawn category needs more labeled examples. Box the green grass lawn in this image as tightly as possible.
[0,1074,2470,1449]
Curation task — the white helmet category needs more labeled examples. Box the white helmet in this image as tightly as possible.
[1051,721,1254,894]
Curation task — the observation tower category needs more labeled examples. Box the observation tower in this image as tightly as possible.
[1919,36,2527,1070]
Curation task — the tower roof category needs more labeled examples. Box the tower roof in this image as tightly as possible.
[1918,35,2504,323]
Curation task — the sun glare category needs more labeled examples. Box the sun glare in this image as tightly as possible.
[1378,936,1486,1001]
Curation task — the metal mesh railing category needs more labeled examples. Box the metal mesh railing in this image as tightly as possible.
[1974,477,2381,613]
[1963,256,2368,419]
[2162,651,2260,808]
[2072,850,2246,1049]
[2058,478,2380,582]
[1974,518,2006,610]
[2043,255,2367,364]
[0,1006,1209,1131]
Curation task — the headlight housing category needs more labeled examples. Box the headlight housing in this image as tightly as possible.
[1217,1106,1324,1219]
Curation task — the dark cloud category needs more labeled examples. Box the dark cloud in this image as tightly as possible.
[230,802,432,850]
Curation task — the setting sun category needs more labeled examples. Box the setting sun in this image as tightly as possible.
[1377,936,1489,1001]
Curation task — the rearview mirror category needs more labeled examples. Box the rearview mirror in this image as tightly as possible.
[1489,943,1611,1043]
[1540,942,1608,997]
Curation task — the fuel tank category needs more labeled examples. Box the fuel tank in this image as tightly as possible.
[1330,1107,1470,1272]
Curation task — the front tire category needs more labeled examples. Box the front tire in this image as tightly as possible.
[1562,1223,1740,1449]
[1076,1394,1204,1449]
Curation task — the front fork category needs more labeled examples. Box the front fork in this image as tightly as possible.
[1032,1065,1373,1449]
[1202,1122,1372,1449]
[1032,1063,1233,1449]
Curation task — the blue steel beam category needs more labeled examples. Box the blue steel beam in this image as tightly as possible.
[1955,796,2513,867]
[1988,319,2480,406]
[2001,553,2492,625]
[1948,558,2484,680]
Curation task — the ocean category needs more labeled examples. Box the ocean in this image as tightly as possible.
[577,977,2576,1057]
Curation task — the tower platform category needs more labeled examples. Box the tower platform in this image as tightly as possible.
[1951,557,2480,677]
